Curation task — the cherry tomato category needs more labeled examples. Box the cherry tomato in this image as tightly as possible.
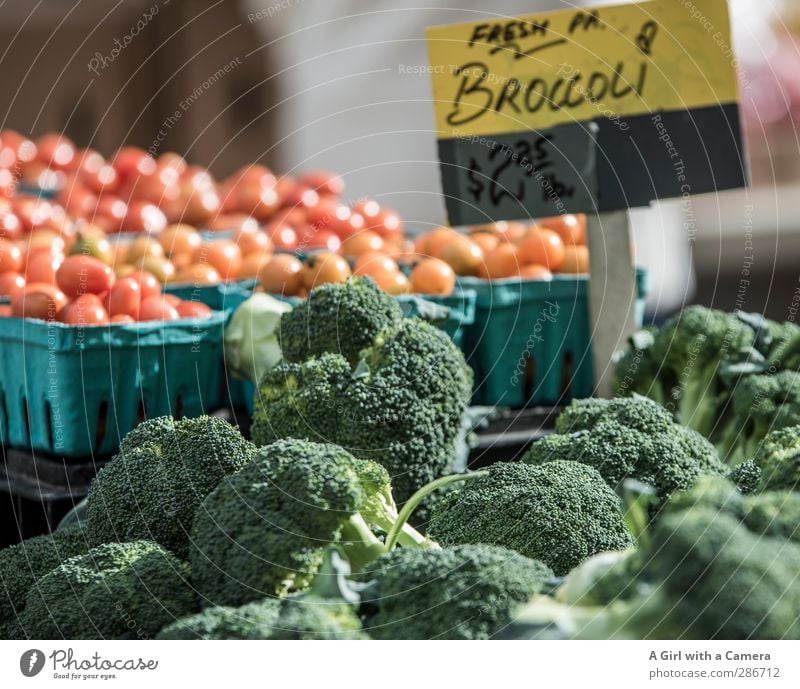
[56,255,114,299]
[0,271,25,299]
[353,253,401,291]
[110,313,135,324]
[11,282,67,320]
[409,258,456,296]
[122,201,167,234]
[112,147,157,181]
[105,277,141,319]
[440,236,483,277]
[265,221,298,252]
[162,294,182,308]
[298,227,341,253]
[0,304,11,317]
[303,252,351,290]
[557,245,589,274]
[36,133,76,171]
[233,227,273,257]
[1,130,36,163]
[341,230,383,258]
[127,271,161,299]
[518,264,553,280]
[94,195,128,232]
[139,295,179,321]
[206,213,259,233]
[482,243,520,280]
[176,300,213,319]
[159,224,202,256]
[0,211,21,241]
[518,228,565,270]
[25,251,63,284]
[58,294,109,326]
[539,214,586,246]
[0,239,23,273]
[238,253,271,279]
[469,231,500,256]
[192,240,242,281]
[424,227,460,259]
[175,263,221,285]
[258,254,305,296]
[384,271,410,295]
[298,170,345,197]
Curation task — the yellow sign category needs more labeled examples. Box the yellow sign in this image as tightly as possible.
[426,0,739,138]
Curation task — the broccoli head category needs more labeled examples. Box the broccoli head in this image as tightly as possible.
[279,277,402,366]
[21,541,196,640]
[524,397,726,513]
[189,438,427,607]
[752,425,800,491]
[268,598,367,640]
[727,459,762,494]
[428,461,634,576]
[358,544,552,639]
[716,371,800,465]
[612,327,666,404]
[157,599,280,639]
[85,416,255,557]
[0,527,89,629]
[253,317,473,503]
[633,506,800,639]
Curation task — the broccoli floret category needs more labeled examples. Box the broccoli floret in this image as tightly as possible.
[650,306,755,436]
[253,317,473,503]
[21,541,195,640]
[634,507,800,639]
[279,277,402,366]
[524,397,726,514]
[357,544,551,640]
[428,461,634,576]
[190,439,427,607]
[716,371,800,465]
[86,416,255,557]
[0,527,89,629]
[268,598,367,640]
[157,599,280,639]
[728,459,762,494]
[752,425,800,491]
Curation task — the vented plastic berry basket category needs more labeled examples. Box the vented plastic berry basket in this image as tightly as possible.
[0,312,227,458]
[459,269,649,408]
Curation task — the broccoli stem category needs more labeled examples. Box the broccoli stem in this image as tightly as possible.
[679,364,720,436]
[384,472,489,551]
[365,496,430,549]
[338,513,388,571]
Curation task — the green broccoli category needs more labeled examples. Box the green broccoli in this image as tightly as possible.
[279,277,402,366]
[21,541,196,640]
[189,439,429,607]
[752,425,800,491]
[715,371,800,465]
[85,416,255,557]
[253,317,473,503]
[427,461,634,576]
[0,527,89,630]
[727,459,762,494]
[523,397,726,513]
[357,544,552,639]
[651,306,755,436]
[612,327,665,404]
[157,599,281,639]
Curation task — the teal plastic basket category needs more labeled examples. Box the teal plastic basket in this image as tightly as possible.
[459,269,649,408]
[0,312,227,458]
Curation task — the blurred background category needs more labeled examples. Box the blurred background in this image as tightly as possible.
[0,0,798,320]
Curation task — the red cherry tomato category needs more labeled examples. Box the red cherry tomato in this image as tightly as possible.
[162,293,182,307]
[122,201,168,234]
[56,255,114,300]
[127,271,161,299]
[105,277,141,319]
[297,170,345,197]
[139,295,180,321]
[176,300,213,319]
[0,212,21,241]
[112,147,157,181]
[25,251,63,284]
[11,282,67,320]
[0,239,23,273]
[298,227,341,252]
[58,294,109,326]
[1,130,36,163]
[0,271,25,300]
[265,221,299,251]
[36,133,76,171]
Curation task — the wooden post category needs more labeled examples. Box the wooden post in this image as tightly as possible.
[586,210,638,398]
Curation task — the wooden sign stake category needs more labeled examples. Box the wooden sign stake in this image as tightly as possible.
[586,210,638,398]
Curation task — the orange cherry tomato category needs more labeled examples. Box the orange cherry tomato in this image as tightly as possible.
[424,227,460,258]
[483,243,520,280]
[11,282,67,320]
[0,239,23,273]
[558,245,590,274]
[58,294,109,326]
[259,254,305,296]
[539,214,586,246]
[265,221,298,251]
[303,252,351,290]
[193,240,242,281]
[382,271,410,295]
[233,227,273,257]
[24,251,63,284]
[469,232,500,256]
[409,257,456,296]
[238,253,271,279]
[106,277,141,319]
[139,295,180,321]
[494,221,528,244]
[341,230,384,258]
[175,263,222,285]
[0,271,25,299]
[353,251,399,276]
[158,224,202,257]
[518,264,553,280]
[518,228,565,271]
[55,255,114,299]
[176,300,213,319]
[440,236,484,277]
